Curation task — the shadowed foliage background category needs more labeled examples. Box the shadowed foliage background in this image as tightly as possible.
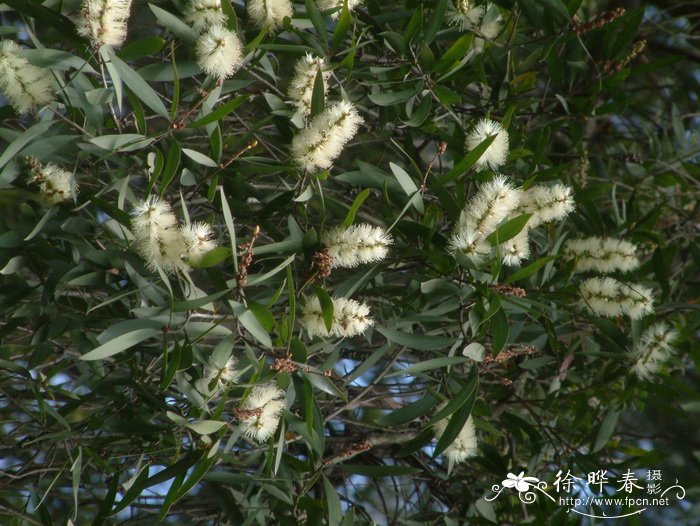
[0,0,698,524]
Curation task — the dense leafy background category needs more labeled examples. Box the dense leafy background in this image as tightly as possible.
[0,0,699,524]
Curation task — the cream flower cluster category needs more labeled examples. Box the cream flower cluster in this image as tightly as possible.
[579,277,653,320]
[0,40,55,115]
[301,296,373,338]
[448,177,574,266]
[247,0,293,30]
[28,159,78,205]
[447,0,484,31]
[322,224,392,268]
[195,25,244,80]
[131,196,216,273]
[564,237,640,274]
[449,176,519,264]
[239,383,285,442]
[500,183,575,266]
[434,412,478,465]
[184,0,227,31]
[629,323,678,380]
[516,184,575,228]
[317,0,363,19]
[77,0,132,47]
[288,53,330,117]
[291,100,363,172]
[466,119,509,170]
[203,356,241,391]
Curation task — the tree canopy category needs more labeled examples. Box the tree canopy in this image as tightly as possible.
[0,0,698,524]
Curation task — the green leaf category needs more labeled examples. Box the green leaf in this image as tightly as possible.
[305,0,328,47]
[505,255,557,283]
[314,286,334,332]
[332,1,352,48]
[433,384,478,458]
[376,395,438,426]
[387,357,469,378]
[323,476,342,526]
[428,368,478,425]
[160,140,181,194]
[89,134,154,153]
[0,120,55,171]
[193,247,231,268]
[435,33,473,72]
[149,4,197,44]
[80,327,162,361]
[490,308,509,355]
[310,67,326,118]
[438,134,496,184]
[118,37,166,61]
[377,327,452,351]
[188,94,250,127]
[102,47,169,119]
[340,189,370,228]
[423,0,448,44]
[183,148,218,168]
[184,420,226,435]
[389,162,423,213]
[230,301,272,348]
[593,407,621,452]
[486,214,532,245]
[368,84,422,106]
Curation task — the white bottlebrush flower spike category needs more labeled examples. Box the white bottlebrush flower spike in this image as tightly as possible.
[239,383,285,443]
[501,230,530,267]
[195,25,244,80]
[466,119,509,170]
[434,412,478,466]
[291,100,363,172]
[247,0,293,30]
[447,0,484,31]
[472,5,502,53]
[182,222,217,264]
[77,0,132,47]
[288,53,330,117]
[0,40,55,115]
[29,160,78,205]
[579,277,654,320]
[131,196,189,273]
[449,176,520,264]
[517,184,575,228]
[564,237,639,274]
[322,224,393,268]
[301,296,373,338]
[460,176,520,237]
[204,356,241,390]
[184,0,227,31]
[317,0,363,19]
[630,323,678,380]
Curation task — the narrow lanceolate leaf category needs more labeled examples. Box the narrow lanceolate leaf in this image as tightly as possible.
[314,286,334,332]
[505,255,558,283]
[102,46,169,118]
[341,188,371,228]
[81,328,162,361]
[433,382,478,457]
[438,135,496,184]
[486,214,532,245]
[188,94,250,127]
[310,67,326,118]
[377,328,452,351]
[377,395,438,427]
[593,407,621,452]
